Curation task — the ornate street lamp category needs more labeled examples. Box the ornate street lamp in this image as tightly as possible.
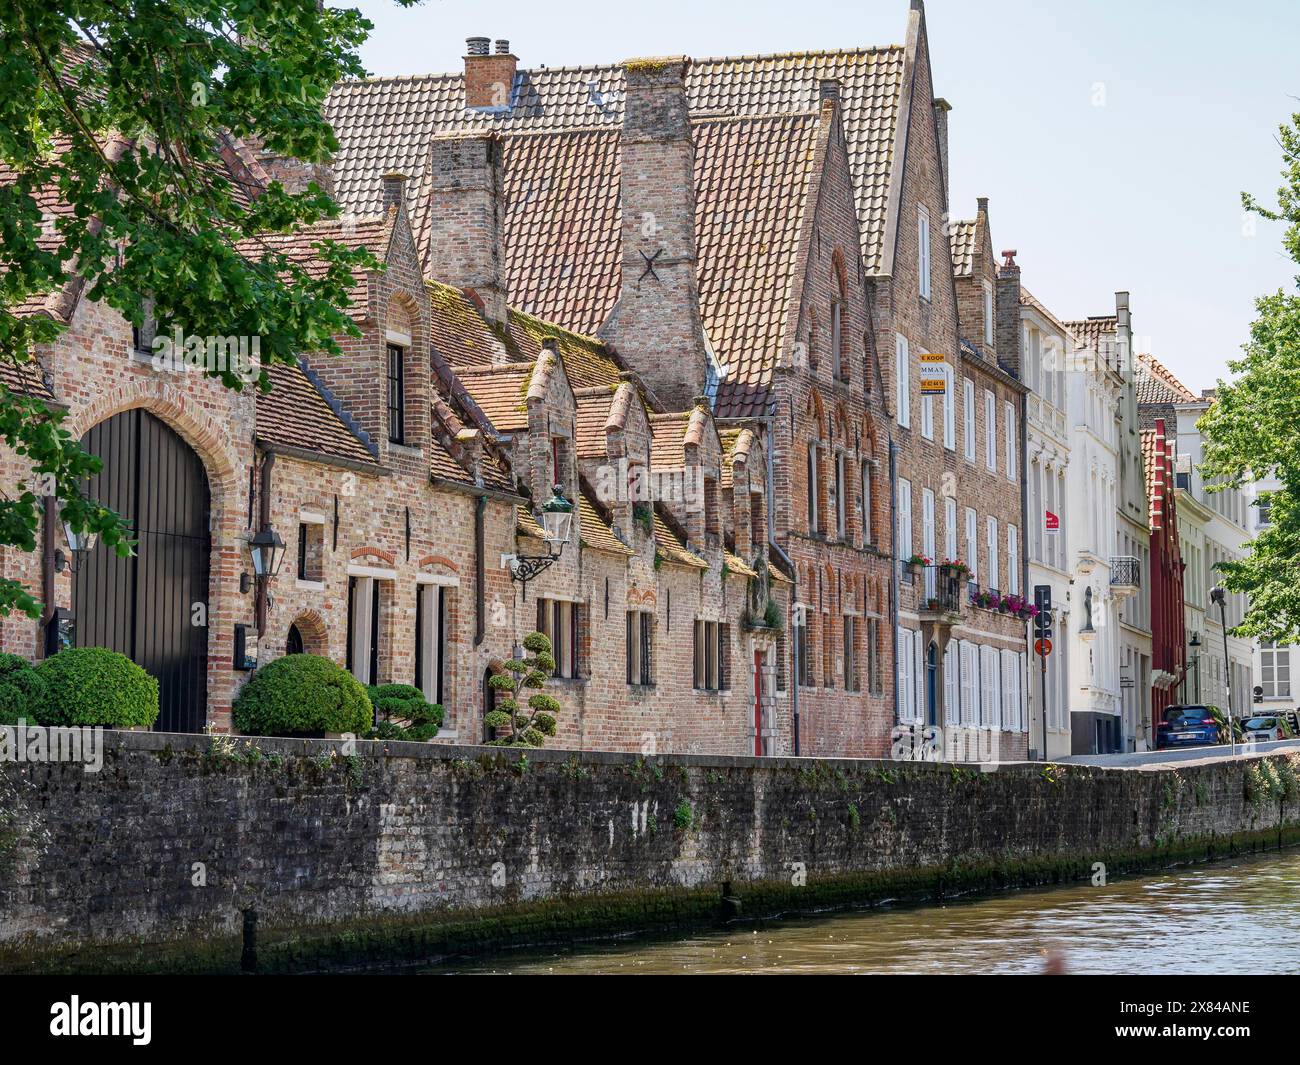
[1209,587,1234,755]
[55,520,99,573]
[1188,631,1201,703]
[510,485,574,584]
[246,526,286,636]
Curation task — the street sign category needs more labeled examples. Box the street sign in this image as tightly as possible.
[1034,637,1053,657]
[1044,510,1059,535]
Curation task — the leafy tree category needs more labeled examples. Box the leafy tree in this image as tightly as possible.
[0,2,406,618]
[1199,110,1300,640]
[485,631,561,748]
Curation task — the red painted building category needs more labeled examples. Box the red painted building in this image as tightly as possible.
[1144,418,1186,725]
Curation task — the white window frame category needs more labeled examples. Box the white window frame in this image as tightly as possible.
[942,365,955,450]
[897,625,916,723]
[984,389,997,471]
[963,377,976,461]
[1004,401,1016,481]
[896,333,911,428]
[1008,524,1019,595]
[921,383,934,440]
[918,205,932,300]
[898,479,913,561]
[965,506,978,582]
[922,488,936,598]
[945,496,958,563]
[987,515,999,592]
[983,280,994,346]
[981,645,1000,729]
[960,640,978,726]
[944,640,959,727]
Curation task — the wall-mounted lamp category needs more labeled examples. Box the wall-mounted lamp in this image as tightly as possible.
[54,521,99,574]
[245,526,286,636]
[510,485,574,584]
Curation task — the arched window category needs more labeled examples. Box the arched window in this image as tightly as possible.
[286,624,304,656]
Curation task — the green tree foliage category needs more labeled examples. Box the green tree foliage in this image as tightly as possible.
[485,631,561,748]
[0,2,409,618]
[1200,111,1300,640]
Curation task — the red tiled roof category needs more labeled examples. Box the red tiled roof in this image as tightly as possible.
[455,364,531,433]
[695,112,820,420]
[255,359,380,467]
[949,219,977,276]
[326,45,908,281]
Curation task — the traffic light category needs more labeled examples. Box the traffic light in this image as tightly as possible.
[1033,585,1053,640]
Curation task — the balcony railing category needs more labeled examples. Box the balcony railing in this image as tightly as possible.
[919,568,967,618]
[1110,555,1141,589]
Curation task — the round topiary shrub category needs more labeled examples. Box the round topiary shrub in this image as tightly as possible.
[0,653,51,725]
[368,683,444,741]
[234,653,372,736]
[35,647,159,729]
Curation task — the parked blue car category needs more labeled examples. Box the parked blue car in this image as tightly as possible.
[1156,705,1221,749]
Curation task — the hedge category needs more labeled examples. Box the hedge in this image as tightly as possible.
[35,648,159,729]
[0,653,51,725]
[234,653,372,736]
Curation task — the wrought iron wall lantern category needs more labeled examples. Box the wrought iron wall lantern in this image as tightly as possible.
[510,485,574,584]
[54,521,99,574]
[244,526,287,635]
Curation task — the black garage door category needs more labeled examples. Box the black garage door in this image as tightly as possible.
[73,409,211,732]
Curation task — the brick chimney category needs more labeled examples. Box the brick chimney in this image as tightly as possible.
[996,247,1022,378]
[932,98,951,211]
[424,131,507,325]
[464,36,517,109]
[608,57,709,411]
[1114,290,1133,374]
[381,171,405,212]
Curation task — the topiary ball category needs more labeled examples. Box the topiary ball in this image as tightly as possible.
[35,647,159,729]
[234,653,372,736]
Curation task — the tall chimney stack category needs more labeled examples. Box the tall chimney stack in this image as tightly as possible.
[932,98,951,211]
[424,132,508,324]
[607,57,709,411]
[996,247,1022,378]
[464,35,517,109]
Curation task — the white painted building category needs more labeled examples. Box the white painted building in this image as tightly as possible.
[1061,298,1132,754]
[1249,470,1291,717]
[1020,289,1072,759]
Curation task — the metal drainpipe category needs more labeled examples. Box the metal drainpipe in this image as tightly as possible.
[763,412,799,756]
[474,494,486,646]
[40,496,57,655]
[890,438,900,728]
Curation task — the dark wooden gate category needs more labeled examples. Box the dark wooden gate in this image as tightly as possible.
[73,409,211,732]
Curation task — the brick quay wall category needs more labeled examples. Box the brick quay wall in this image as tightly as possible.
[1,732,1297,973]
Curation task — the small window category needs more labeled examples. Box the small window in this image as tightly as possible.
[983,281,994,346]
[538,598,580,679]
[297,522,324,582]
[984,389,997,471]
[807,443,820,535]
[626,610,654,686]
[1004,401,1017,480]
[963,378,976,461]
[387,343,405,444]
[896,334,911,428]
[693,620,730,691]
[831,301,844,380]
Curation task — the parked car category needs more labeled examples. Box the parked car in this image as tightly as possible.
[1156,705,1222,749]
[1242,714,1296,743]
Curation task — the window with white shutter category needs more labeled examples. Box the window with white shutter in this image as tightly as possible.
[896,334,910,428]
[981,645,999,728]
[945,497,958,562]
[1004,401,1016,480]
[961,641,978,727]
[965,507,978,583]
[963,378,976,461]
[898,479,913,561]
[944,640,958,729]
[984,389,997,470]
[942,365,955,449]
[922,489,936,598]
[897,626,915,723]
[918,206,932,300]
[983,280,994,346]
[1008,525,1019,595]
[987,516,999,592]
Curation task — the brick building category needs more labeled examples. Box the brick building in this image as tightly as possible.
[1142,417,1186,724]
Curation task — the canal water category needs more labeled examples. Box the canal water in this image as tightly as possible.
[432,848,1300,975]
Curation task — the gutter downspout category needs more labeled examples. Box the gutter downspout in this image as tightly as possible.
[763,411,799,756]
[40,496,57,656]
[890,438,900,728]
[474,494,486,646]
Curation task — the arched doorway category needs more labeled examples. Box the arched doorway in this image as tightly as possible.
[73,409,211,732]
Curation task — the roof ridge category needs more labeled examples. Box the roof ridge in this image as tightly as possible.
[333,44,907,90]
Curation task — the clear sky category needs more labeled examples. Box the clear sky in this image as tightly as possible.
[351,0,1299,395]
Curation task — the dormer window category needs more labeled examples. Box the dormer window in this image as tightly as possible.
[387,343,405,444]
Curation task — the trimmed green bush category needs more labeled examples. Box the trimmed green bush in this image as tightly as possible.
[0,653,51,725]
[367,683,444,741]
[234,653,372,736]
[35,648,158,729]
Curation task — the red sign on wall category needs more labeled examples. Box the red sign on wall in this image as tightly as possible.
[1044,510,1060,533]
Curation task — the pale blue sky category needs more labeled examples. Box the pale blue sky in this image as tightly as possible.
[352,0,1300,394]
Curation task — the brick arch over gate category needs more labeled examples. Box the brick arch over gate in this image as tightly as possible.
[65,379,248,732]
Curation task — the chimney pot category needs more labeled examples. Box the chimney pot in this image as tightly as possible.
[977,197,989,213]
[466,37,490,57]
[1001,249,1018,269]
[495,39,511,55]
[819,79,840,102]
